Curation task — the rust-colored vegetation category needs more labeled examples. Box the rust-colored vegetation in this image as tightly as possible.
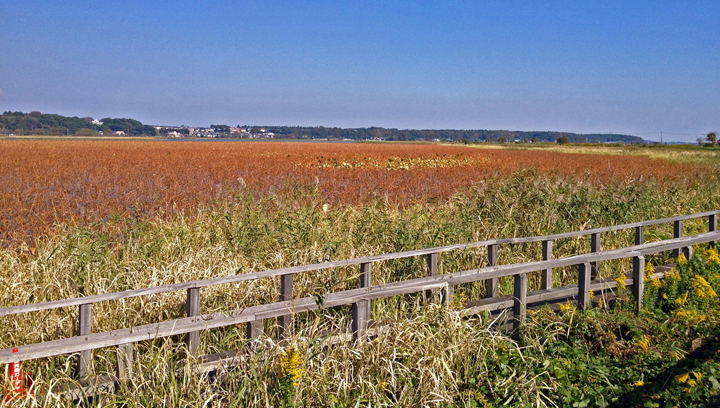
[0,140,701,244]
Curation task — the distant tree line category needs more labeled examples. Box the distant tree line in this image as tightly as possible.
[0,111,648,143]
[236,126,645,143]
[0,111,157,136]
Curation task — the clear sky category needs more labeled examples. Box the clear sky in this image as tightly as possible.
[1,1,718,142]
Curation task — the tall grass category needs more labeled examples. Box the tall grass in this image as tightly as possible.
[1,169,719,406]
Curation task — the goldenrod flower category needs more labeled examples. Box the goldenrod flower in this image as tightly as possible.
[650,278,662,289]
[279,346,303,385]
[691,275,717,299]
[597,298,603,309]
[665,268,681,283]
[693,372,702,381]
[674,309,706,323]
[705,248,720,264]
[633,380,645,386]
[589,289,594,300]
[635,335,649,352]
[677,253,688,265]
[688,379,697,387]
[615,273,627,290]
[644,263,655,281]
[559,300,574,313]
[676,373,690,383]
[669,351,681,361]
[674,292,688,308]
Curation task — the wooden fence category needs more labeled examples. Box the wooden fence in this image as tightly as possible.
[0,210,718,385]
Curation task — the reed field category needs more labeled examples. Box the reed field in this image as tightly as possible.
[2,140,720,407]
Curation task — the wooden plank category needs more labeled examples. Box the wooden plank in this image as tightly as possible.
[465,277,625,315]
[578,263,591,310]
[682,246,693,260]
[1,211,716,317]
[512,273,527,333]
[352,262,371,339]
[673,220,683,258]
[115,343,133,382]
[635,226,644,246]
[485,244,498,298]
[278,274,293,338]
[541,240,552,290]
[185,288,200,355]
[246,320,263,340]
[425,253,438,301]
[590,232,601,278]
[632,256,645,310]
[710,214,717,247]
[2,233,718,364]
[77,303,92,378]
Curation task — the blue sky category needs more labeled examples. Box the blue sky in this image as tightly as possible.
[1,1,718,142]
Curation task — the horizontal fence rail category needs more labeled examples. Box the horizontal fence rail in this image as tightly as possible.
[0,210,717,378]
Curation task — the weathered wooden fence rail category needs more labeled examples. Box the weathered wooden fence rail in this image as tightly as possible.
[0,210,717,385]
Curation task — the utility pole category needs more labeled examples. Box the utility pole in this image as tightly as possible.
[660,132,663,145]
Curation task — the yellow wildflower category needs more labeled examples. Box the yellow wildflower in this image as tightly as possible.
[665,268,681,284]
[705,248,720,264]
[650,278,662,289]
[674,292,689,308]
[279,346,303,385]
[636,335,649,352]
[688,379,697,387]
[676,373,690,383]
[633,380,645,386]
[691,275,717,299]
[674,309,706,323]
[589,289,594,300]
[597,297,604,309]
[615,272,627,290]
[644,263,655,281]
[559,300,574,313]
[693,372,702,381]
[450,293,469,310]
[669,351,681,361]
[662,293,668,300]
[677,253,688,265]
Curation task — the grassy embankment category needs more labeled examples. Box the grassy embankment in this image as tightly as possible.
[1,143,720,406]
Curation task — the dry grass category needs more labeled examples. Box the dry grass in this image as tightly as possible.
[0,140,707,246]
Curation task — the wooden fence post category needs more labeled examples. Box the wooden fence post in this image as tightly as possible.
[425,253,438,302]
[279,274,293,338]
[682,246,693,260]
[512,273,527,333]
[635,226,644,246]
[578,263,591,310]
[76,303,92,378]
[246,320,263,340]
[673,220,683,257]
[590,233,601,278]
[185,288,200,355]
[485,244,498,298]
[541,240,553,290]
[352,262,371,339]
[115,343,133,382]
[709,214,717,247]
[632,255,645,311]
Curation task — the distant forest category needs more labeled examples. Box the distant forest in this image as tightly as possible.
[0,111,646,143]
[247,126,645,143]
[0,111,157,136]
